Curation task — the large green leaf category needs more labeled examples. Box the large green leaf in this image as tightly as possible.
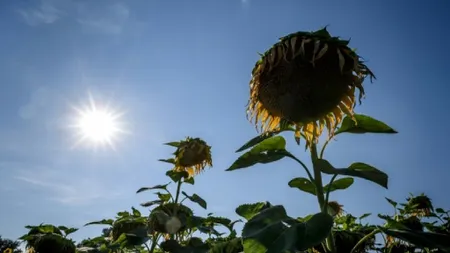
[136,183,170,194]
[166,170,189,182]
[242,206,334,253]
[316,159,388,189]
[227,136,287,171]
[288,177,317,196]
[235,202,273,221]
[381,228,450,252]
[335,114,397,135]
[235,125,294,153]
[323,177,354,193]
[182,191,207,209]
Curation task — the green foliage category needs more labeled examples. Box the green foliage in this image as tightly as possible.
[334,114,398,135]
[241,206,333,253]
[316,159,388,189]
[288,177,317,196]
[235,202,273,221]
[323,177,354,193]
[227,136,288,171]
[11,56,447,253]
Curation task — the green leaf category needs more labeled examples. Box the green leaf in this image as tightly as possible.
[235,126,294,153]
[288,177,317,196]
[227,136,287,171]
[159,158,176,165]
[140,200,163,208]
[323,177,354,193]
[136,183,170,194]
[381,228,450,252]
[166,170,189,182]
[385,197,398,208]
[182,191,207,209]
[316,159,388,189]
[131,207,141,217]
[236,202,273,221]
[84,219,114,227]
[359,213,371,220]
[242,206,334,253]
[335,114,398,135]
[164,142,181,148]
[436,208,445,214]
[156,192,172,202]
[57,226,78,236]
[184,177,195,185]
[204,216,232,227]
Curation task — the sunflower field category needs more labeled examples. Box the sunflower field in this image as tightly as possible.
[5,27,450,253]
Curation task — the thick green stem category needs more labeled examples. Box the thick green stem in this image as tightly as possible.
[169,180,183,240]
[310,143,336,253]
[174,180,182,207]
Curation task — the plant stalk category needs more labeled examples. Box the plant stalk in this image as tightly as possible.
[169,180,183,240]
[174,180,182,207]
[310,143,336,253]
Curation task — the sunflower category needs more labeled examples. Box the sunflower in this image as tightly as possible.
[327,201,344,217]
[171,137,212,177]
[247,27,375,147]
[406,194,434,217]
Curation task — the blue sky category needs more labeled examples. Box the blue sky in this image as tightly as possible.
[1,0,450,244]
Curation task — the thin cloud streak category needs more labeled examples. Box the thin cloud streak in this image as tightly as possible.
[17,1,65,26]
[77,3,130,35]
[13,168,124,206]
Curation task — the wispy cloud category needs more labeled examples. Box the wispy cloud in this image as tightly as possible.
[77,3,130,35]
[12,167,123,206]
[18,86,54,120]
[17,1,65,26]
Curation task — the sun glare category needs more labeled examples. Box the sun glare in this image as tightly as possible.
[71,94,126,149]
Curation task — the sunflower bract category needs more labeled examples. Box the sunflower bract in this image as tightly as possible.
[247,27,375,147]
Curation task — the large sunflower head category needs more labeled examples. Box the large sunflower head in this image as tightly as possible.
[247,27,375,147]
[170,137,212,177]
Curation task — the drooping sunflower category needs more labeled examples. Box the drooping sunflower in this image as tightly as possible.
[247,27,375,147]
[406,194,434,217]
[327,200,344,217]
[170,137,212,177]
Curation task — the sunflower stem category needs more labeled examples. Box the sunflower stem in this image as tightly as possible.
[174,180,182,207]
[170,180,183,240]
[310,143,336,253]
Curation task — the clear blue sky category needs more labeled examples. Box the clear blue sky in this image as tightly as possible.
[1,0,449,244]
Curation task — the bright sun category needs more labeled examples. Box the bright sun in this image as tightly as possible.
[71,94,126,149]
[78,109,118,143]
